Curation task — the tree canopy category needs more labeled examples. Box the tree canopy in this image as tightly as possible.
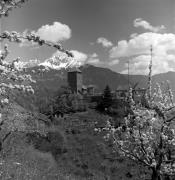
[97,61,175,180]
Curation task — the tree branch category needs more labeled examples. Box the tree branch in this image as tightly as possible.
[0,31,73,57]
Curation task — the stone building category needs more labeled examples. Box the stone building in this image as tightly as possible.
[67,67,83,94]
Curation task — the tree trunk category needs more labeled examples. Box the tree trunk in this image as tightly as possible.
[151,168,162,180]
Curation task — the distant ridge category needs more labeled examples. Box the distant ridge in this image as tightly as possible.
[26,64,175,93]
[14,64,175,110]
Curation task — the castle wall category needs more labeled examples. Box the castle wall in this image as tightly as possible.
[67,71,82,93]
[76,72,83,93]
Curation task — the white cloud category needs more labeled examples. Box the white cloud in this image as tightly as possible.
[110,32,175,75]
[70,50,88,65]
[110,32,175,58]
[34,22,71,43]
[40,48,102,70]
[134,18,165,33]
[91,53,98,58]
[108,59,119,66]
[20,22,71,47]
[130,33,138,38]
[40,50,78,70]
[40,50,101,69]
[87,53,100,65]
[88,58,100,64]
[121,54,175,75]
[14,59,41,69]
[97,37,113,48]
[70,51,101,65]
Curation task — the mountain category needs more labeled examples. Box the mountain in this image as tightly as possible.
[80,65,131,91]
[80,65,175,92]
[152,71,175,91]
[28,64,175,93]
[15,64,175,110]
[25,64,146,99]
[39,53,78,70]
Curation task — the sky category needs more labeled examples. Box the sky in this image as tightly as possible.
[1,0,175,75]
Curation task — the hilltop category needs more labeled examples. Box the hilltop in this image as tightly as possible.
[17,64,175,105]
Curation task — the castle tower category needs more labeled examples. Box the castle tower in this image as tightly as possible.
[67,67,82,93]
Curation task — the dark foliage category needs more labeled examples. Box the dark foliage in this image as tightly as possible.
[26,131,66,157]
[38,86,87,119]
[96,85,113,112]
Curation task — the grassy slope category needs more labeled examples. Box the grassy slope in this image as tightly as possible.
[0,104,150,180]
[0,103,76,180]
[49,110,150,180]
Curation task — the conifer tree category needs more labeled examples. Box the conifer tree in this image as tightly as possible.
[101,85,113,110]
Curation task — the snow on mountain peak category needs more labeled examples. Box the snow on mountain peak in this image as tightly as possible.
[39,51,79,70]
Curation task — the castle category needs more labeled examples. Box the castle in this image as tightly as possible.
[67,67,146,103]
[67,67,83,94]
[67,67,95,95]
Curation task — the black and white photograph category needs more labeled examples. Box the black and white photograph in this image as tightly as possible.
[0,0,175,179]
